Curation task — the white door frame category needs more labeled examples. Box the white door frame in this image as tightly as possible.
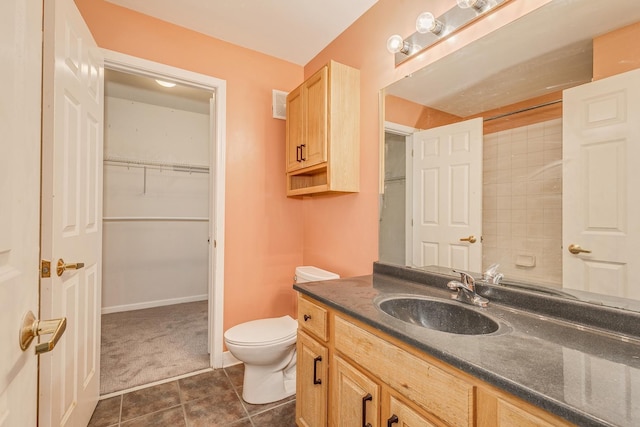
[101,49,226,369]
[384,122,416,265]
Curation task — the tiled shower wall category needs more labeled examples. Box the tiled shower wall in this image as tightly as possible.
[482,118,562,286]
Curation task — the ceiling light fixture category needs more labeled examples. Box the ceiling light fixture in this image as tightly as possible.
[416,12,444,35]
[456,0,488,11]
[155,79,176,88]
[386,35,411,55]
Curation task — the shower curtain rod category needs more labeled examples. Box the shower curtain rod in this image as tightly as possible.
[483,99,562,122]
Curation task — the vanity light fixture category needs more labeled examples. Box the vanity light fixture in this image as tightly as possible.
[386,34,412,55]
[387,0,506,66]
[416,12,444,35]
[456,0,488,11]
[155,79,176,88]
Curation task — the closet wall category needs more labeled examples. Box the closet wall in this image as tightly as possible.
[103,93,210,313]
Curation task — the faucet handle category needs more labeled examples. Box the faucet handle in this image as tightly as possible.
[483,263,504,285]
[452,269,475,286]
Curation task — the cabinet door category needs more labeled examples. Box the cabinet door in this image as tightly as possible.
[332,355,380,427]
[384,393,440,427]
[303,65,328,167]
[297,331,329,427]
[286,85,304,172]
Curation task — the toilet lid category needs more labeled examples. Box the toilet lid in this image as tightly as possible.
[224,315,297,346]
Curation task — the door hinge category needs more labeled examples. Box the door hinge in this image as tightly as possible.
[41,260,51,278]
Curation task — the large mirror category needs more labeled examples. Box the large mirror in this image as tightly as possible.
[380,0,640,312]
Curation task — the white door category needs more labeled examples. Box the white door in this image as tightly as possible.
[40,0,104,425]
[0,0,43,425]
[563,68,640,300]
[411,118,483,271]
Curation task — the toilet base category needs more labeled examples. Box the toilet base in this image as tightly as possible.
[241,363,297,404]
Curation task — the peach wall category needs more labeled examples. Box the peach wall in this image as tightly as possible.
[301,0,552,277]
[593,21,640,80]
[385,95,461,130]
[74,0,304,331]
[74,0,556,336]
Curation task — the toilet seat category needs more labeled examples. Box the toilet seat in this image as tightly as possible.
[224,315,297,347]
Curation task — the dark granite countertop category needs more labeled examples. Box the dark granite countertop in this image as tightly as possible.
[293,264,640,427]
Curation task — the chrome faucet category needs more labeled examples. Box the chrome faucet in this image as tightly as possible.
[447,270,489,307]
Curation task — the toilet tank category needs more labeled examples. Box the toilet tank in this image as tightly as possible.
[295,266,339,283]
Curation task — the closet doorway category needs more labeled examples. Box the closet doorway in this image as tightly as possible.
[100,51,226,395]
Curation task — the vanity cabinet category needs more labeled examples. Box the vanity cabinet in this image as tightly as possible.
[285,61,360,196]
[296,294,576,427]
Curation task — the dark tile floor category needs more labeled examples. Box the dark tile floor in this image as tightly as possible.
[88,364,296,427]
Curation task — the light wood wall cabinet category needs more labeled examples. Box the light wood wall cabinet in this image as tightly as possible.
[296,294,576,427]
[285,61,360,196]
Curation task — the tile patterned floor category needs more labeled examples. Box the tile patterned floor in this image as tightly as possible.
[88,364,296,427]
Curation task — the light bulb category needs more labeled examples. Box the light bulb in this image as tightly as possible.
[155,79,176,88]
[456,0,487,10]
[416,12,444,35]
[386,35,409,54]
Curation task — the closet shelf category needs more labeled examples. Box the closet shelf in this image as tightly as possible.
[104,156,209,174]
[103,216,209,222]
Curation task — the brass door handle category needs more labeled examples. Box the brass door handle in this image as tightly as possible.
[568,244,591,255]
[459,235,477,244]
[20,311,67,355]
[57,258,85,276]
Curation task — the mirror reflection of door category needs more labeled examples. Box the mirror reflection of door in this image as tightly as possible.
[410,118,483,271]
[563,68,640,299]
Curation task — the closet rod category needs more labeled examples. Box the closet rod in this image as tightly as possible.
[483,99,562,122]
[103,216,209,222]
[104,156,209,174]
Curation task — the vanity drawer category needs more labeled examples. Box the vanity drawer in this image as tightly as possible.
[298,295,328,341]
[334,315,474,427]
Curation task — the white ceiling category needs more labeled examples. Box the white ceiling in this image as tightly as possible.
[106,0,378,65]
[105,69,212,114]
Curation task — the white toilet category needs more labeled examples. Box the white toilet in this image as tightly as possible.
[224,266,339,404]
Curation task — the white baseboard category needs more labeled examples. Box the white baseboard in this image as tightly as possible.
[222,351,241,368]
[102,294,208,314]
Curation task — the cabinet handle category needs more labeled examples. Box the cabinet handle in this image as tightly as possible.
[296,145,302,162]
[300,144,306,161]
[387,414,399,427]
[303,314,311,321]
[313,355,322,385]
[362,393,373,427]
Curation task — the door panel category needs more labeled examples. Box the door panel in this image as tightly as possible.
[304,67,328,167]
[563,68,640,300]
[0,0,42,425]
[332,355,380,427]
[412,118,483,271]
[41,0,104,425]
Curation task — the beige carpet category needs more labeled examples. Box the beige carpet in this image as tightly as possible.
[100,301,209,395]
